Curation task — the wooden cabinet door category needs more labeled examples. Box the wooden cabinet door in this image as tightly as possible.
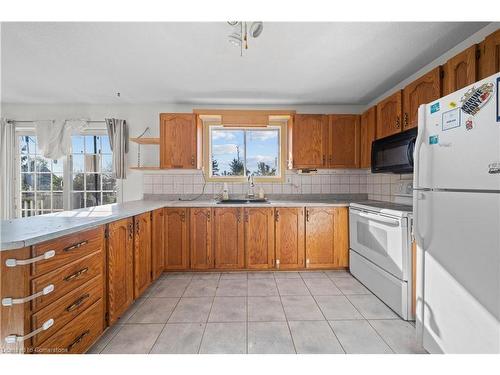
[402,67,442,131]
[244,208,275,269]
[360,106,376,169]
[164,208,189,270]
[190,208,213,270]
[134,212,152,298]
[479,29,500,79]
[443,45,478,96]
[376,90,402,139]
[151,208,164,280]
[292,114,328,168]
[275,208,305,270]
[328,114,360,168]
[332,207,349,268]
[107,218,134,325]
[160,113,196,169]
[305,207,348,269]
[213,208,244,269]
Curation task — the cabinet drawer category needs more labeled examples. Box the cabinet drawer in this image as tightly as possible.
[35,299,103,354]
[31,251,103,312]
[31,226,104,277]
[31,276,103,346]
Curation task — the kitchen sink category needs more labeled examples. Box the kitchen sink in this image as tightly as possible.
[216,198,269,204]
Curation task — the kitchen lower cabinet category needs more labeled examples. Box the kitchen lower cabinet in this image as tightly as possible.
[190,208,214,269]
[107,218,134,325]
[164,208,189,270]
[134,212,152,298]
[213,208,244,269]
[275,208,305,270]
[244,208,275,269]
[305,207,348,269]
[151,208,165,280]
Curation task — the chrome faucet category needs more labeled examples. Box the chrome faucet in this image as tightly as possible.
[247,175,255,198]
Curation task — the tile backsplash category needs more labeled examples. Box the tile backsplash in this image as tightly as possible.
[143,169,413,202]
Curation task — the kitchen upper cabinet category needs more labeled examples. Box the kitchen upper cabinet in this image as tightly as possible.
[402,67,442,131]
[443,45,478,96]
[376,90,402,139]
[360,106,376,169]
[244,208,275,269]
[190,208,214,270]
[151,208,165,280]
[275,208,305,270]
[479,29,500,79]
[107,218,134,325]
[328,115,360,168]
[305,207,348,269]
[164,208,189,270]
[213,208,244,269]
[160,113,196,169]
[292,114,329,168]
[134,212,152,298]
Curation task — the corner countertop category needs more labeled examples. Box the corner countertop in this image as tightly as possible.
[0,197,411,251]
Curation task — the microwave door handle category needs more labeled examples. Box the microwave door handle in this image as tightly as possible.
[357,212,400,226]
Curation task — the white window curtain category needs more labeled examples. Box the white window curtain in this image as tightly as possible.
[0,118,16,219]
[105,118,129,179]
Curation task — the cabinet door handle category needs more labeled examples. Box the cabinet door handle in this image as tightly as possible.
[64,267,88,282]
[67,330,90,352]
[180,211,186,222]
[276,259,280,269]
[5,250,55,268]
[322,155,326,165]
[306,209,310,222]
[128,223,133,240]
[65,293,90,312]
[2,284,54,307]
[275,210,280,222]
[403,113,409,127]
[207,211,211,222]
[64,240,88,252]
[237,209,241,223]
[4,319,54,344]
[191,155,195,166]
[396,116,401,129]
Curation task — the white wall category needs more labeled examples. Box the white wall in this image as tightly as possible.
[1,103,365,202]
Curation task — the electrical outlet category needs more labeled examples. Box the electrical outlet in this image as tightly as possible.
[395,180,413,196]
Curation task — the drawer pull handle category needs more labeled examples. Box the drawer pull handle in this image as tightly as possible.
[66,293,90,312]
[2,284,54,307]
[64,267,89,282]
[4,319,54,344]
[5,250,55,268]
[64,240,88,252]
[67,330,90,352]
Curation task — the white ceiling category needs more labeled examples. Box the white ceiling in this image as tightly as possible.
[1,22,488,105]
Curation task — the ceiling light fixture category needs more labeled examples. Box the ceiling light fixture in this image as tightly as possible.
[227,21,264,56]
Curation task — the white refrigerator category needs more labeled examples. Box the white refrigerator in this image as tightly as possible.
[413,72,500,353]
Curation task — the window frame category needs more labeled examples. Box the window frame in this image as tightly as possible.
[14,125,120,217]
[202,120,287,183]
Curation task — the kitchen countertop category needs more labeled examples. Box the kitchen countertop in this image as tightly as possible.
[0,197,411,251]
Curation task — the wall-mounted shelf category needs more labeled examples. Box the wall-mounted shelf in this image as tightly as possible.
[129,137,160,145]
[129,166,162,171]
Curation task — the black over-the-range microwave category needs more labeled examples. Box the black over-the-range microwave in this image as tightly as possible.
[371,128,417,174]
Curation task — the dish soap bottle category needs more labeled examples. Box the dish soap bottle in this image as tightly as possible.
[258,186,265,199]
[222,183,229,200]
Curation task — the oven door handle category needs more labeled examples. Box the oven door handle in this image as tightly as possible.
[357,212,401,226]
